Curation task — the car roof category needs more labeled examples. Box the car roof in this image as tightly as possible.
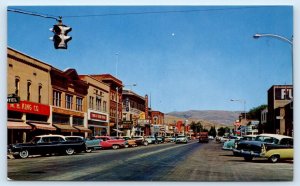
[35,134,65,138]
[257,133,293,139]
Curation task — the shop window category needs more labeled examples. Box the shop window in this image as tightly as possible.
[73,117,84,125]
[53,113,69,124]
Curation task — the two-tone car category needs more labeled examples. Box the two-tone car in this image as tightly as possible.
[175,135,188,144]
[8,134,86,159]
[233,134,293,163]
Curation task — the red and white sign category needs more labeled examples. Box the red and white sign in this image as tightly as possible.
[88,109,108,122]
[7,101,50,116]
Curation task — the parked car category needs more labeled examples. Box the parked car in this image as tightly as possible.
[223,135,257,151]
[175,135,188,144]
[94,136,127,150]
[120,136,137,147]
[65,136,102,152]
[233,134,293,162]
[165,136,176,143]
[199,132,209,143]
[132,136,149,146]
[7,134,86,159]
[144,136,162,144]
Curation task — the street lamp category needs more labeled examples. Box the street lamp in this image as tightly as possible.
[253,33,293,64]
[253,33,293,45]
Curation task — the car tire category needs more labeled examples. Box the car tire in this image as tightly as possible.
[65,148,75,155]
[85,148,92,153]
[143,141,149,146]
[124,144,129,148]
[19,149,29,159]
[269,155,280,163]
[244,156,253,161]
[112,145,119,150]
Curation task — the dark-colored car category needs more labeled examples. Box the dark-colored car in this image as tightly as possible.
[233,134,293,162]
[65,136,102,152]
[8,135,86,159]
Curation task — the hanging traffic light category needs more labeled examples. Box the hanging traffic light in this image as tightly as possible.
[50,20,72,49]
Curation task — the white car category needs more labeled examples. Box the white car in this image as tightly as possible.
[175,135,188,144]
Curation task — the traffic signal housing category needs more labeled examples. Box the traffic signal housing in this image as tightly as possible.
[50,23,72,49]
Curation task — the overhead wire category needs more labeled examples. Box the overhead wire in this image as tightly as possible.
[8,6,262,20]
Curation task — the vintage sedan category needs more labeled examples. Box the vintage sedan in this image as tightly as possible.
[175,135,188,144]
[65,136,102,152]
[222,135,257,151]
[8,134,86,159]
[234,134,293,163]
[132,136,149,146]
[94,136,127,150]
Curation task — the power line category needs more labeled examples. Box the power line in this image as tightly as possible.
[61,7,260,18]
[7,8,60,21]
[8,6,262,20]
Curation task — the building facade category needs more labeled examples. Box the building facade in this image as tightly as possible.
[267,85,293,136]
[122,90,149,136]
[90,74,123,136]
[50,68,90,137]
[7,47,55,144]
[79,75,110,136]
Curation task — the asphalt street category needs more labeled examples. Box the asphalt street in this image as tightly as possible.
[7,140,293,181]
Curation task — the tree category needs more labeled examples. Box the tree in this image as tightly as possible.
[190,121,203,134]
[208,126,217,137]
[247,104,268,120]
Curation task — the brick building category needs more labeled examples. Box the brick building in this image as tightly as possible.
[90,74,123,136]
[79,75,110,136]
[50,68,90,137]
[122,90,149,136]
[7,47,55,144]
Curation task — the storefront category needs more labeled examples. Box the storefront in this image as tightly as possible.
[52,107,90,136]
[88,109,109,136]
[7,101,53,144]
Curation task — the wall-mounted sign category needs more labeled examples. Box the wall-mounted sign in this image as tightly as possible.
[275,88,293,100]
[7,94,20,104]
[8,100,50,116]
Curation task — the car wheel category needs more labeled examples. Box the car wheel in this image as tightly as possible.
[143,141,149,146]
[65,148,75,155]
[269,155,280,163]
[124,144,129,148]
[244,156,253,161]
[19,149,29,159]
[85,147,92,153]
[112,145,119,150]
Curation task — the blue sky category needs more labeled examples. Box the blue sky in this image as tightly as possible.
[7,6,293,113]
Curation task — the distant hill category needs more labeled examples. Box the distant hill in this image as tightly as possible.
[165,110,241,129]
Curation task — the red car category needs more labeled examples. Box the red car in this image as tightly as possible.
[94,136,127,150]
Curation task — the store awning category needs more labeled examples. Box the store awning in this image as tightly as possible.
[74,126,92,133]
[7,121,32,130]
[28,122,56,131]
[53,124,79,132]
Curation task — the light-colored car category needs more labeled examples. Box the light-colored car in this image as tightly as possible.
[65,136,102,152]
[234,134,293,163]
[175,135,188,144]
[222,135,257,151]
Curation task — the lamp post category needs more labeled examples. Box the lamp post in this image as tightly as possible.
[253,33,293,64]
[115,52,119,77]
